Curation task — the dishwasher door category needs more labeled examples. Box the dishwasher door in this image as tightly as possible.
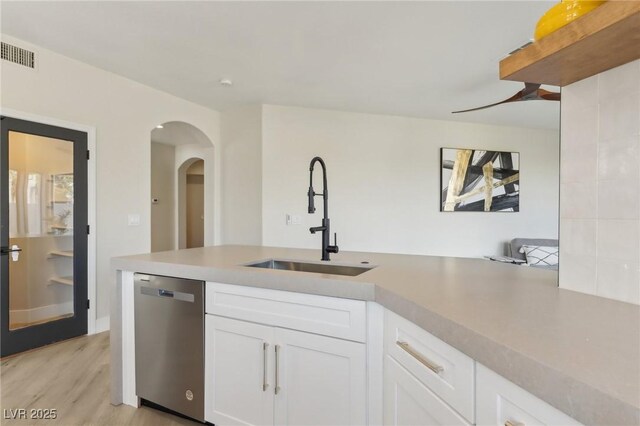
[134,273,204,422]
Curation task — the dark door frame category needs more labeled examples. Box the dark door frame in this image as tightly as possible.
[1,116,88,357]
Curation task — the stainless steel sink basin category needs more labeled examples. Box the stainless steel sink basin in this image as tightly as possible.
[245,259,374,276]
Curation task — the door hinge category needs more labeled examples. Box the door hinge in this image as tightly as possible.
[86,150,90,160]
[87,225,90,234]
[87,299,90,309]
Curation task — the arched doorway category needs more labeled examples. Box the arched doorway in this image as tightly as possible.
[177,157,204,249]
[150,121,213,252]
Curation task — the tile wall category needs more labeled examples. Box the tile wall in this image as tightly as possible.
[560,59,640,304]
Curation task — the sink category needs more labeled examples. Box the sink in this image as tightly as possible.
[245,259,374,277]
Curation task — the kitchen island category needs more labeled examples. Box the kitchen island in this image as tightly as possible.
[111,245,640,425]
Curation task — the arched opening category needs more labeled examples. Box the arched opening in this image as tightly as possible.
[150,121,213,252]
[177,157,204,249]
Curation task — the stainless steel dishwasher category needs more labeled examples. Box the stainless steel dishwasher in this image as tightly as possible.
[134,273,204,422]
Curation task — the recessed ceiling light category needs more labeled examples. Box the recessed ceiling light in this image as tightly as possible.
[156,124,164,129]
[219,78,233,86]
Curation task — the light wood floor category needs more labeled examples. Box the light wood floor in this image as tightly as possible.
[0,332,199,425]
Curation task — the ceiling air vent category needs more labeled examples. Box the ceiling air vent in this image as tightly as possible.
[1,42,35,69]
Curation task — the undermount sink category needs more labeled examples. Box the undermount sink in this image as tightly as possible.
[245,259,374,277]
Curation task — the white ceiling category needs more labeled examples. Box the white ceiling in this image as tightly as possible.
[1,1,559,130]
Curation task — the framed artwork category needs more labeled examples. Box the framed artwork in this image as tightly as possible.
[440,148,519,212]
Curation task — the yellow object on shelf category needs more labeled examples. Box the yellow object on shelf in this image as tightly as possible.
[535,0,606,41]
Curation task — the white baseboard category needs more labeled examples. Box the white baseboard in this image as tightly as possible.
[10,301,74,324]
[95,315,110,333]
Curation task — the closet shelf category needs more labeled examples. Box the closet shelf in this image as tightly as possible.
[49,250,74,259]
[49,276,74,286]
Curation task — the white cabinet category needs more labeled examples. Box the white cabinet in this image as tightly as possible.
[205,314,367,426]
[384,355,470,426]
[205,315,274,426]
[203,285,582,426]
[206,282,367,342]
[384,310,475,424]
[476,363,582,426]
[274,327,367,426]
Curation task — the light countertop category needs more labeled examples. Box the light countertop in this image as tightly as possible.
[112,245,640,425]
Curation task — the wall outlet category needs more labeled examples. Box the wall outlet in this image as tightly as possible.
[128,214,141,226]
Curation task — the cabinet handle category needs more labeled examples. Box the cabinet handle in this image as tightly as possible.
[262,342,269,391]
[274,345,281,395]
[505,421,525,426]
[396,341,444,374]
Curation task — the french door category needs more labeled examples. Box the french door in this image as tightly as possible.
[0,116,88,357]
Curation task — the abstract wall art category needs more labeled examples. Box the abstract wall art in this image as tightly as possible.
[440,148,520,212]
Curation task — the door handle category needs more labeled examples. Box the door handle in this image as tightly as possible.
[274,345,281,395]
[262,342,269,391]
[1,245,22,262]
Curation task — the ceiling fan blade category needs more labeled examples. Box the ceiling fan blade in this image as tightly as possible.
[452,92,522,114]
[538,89,561,101]
[451,83,559,114]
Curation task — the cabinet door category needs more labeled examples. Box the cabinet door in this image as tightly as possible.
[205,315,274,426]
[273,328,367,426]
[476,364,581,426]
[384,355,470,426]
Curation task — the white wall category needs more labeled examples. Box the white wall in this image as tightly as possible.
[1,34,222,321]
[221,105,263,245]
[559,60,640,305]
[261,105,559,258]
[150,142,175,252]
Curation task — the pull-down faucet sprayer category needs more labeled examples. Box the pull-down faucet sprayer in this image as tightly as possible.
[308,156,338,261]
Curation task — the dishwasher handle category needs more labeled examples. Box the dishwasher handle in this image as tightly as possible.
[140,286,195,303]
[158,289,174,297]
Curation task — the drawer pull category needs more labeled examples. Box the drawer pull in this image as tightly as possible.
[505,421,525,426]
[397,341,444,374]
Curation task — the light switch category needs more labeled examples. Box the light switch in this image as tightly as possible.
[128,214,141,226]
[286,214,302,226]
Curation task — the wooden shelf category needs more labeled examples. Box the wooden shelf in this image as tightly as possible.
[500,1,640,86]
[49,250,74,259]
[49,276,73,286]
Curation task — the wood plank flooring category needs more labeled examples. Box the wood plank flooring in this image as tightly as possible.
[0,332,198,425]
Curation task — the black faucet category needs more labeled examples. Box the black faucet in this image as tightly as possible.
[308,156,339,261]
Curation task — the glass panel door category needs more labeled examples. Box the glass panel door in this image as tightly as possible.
[1,117,87,357]
[8,132,75,329]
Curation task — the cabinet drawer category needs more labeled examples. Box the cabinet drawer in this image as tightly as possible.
[384,355,470,426]
[385,310,475,423]
[476,363,581,426]
[206,282,367,342]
